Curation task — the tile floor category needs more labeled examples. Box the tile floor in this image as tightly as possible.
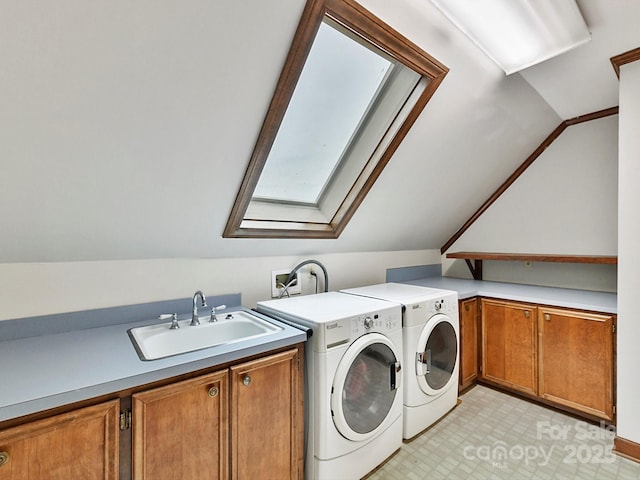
[366,385,640,479]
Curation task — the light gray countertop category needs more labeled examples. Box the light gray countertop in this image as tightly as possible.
[403,277,617,313]
[1,279,616,423]
[0,308,306,422]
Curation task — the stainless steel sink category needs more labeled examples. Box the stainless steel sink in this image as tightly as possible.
[129,310,283,360]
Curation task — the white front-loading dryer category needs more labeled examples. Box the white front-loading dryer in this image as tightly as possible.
[257,292,403,480]
[341,283,459,439]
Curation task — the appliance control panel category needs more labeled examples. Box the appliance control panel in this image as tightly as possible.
[403,292,459,328]
[426,295,458,315]
[322,308,401,350]
[350,308,401,338]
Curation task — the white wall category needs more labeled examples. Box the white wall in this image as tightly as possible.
[0,0,561,326]
[0,249,440,321]
[443,115,618,292]
[616,59,640,444]
[0,0,559,263]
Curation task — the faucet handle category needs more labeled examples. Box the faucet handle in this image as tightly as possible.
[210,305,227,322]
[159,313,180,329]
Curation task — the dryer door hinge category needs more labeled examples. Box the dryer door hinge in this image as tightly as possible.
[119,409,132,431]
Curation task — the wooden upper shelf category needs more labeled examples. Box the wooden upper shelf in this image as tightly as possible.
[446,252,618,265]
[446,252,617,280]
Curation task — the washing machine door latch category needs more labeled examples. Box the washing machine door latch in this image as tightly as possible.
[389,361,402,391]
[416,350,431,376]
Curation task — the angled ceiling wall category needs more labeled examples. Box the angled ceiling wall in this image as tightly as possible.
[444,114,618,291]
[0,0,559,263]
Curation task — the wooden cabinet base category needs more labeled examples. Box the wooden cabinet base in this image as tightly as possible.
[480,299,537,396]
[538,307,614,421]
[0,344,303,480]
[477,298,615,423]
[230,349,302,480]
[0,400,119,480]
[131,347,303,480]
[459,298,479,393]
[132,371,229,480]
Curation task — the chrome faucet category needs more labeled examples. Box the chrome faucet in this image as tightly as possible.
[191,290,207,326]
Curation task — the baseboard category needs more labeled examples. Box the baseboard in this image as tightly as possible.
[614,435,640,464]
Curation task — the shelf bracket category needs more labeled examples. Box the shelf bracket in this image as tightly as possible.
[464,259,483,280]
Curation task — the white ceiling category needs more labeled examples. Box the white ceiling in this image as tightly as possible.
[1,0,638,262]
[520,0,640,119]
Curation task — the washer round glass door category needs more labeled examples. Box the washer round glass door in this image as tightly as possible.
[331,332,401,442]
[415,314,458,396]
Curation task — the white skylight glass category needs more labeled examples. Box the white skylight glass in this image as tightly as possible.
[253,20,392,204]
[429,0,591,74]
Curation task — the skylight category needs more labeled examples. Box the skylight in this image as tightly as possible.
[429,0,591,74]
[253,21,393,205]
[223,0,448,239]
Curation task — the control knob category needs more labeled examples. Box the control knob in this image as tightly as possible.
[364,316,374,329]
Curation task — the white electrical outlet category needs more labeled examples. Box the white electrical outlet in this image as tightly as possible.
[271,269,301,298]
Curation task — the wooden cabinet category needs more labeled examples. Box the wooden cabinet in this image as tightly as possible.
[132,347,302,480]
[480,299,538,396]
[230,349,302,480]
[0,400,119,480]
[538,307,614,421]
[0,345,302,480]
[458,298,479,392]
[479,298,615,421]
[132,370,229,480]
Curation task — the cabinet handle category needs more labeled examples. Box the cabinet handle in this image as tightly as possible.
[524,310,530,318]
[242,375,251,386]
[208,386,219,398]
[0,451,9,466]
[544,313,551,321]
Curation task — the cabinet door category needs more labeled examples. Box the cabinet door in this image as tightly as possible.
[230,348,302,480]
[538,307,614,420]
[481,299,537,395]
[459,298,479,391]
[132,370,228,480]
[0,400,119,480]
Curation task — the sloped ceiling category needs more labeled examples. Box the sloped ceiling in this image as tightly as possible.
[0,0,637,262]
[521,0,640,119]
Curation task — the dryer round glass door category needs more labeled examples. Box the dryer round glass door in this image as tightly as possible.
[415,314,458,395]
[331,333,401,442]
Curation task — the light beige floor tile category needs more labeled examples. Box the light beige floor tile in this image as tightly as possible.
[366,385,640,480]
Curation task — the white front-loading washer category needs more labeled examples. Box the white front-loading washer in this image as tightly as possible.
[341,283,459,439]
[257,292,403,480]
